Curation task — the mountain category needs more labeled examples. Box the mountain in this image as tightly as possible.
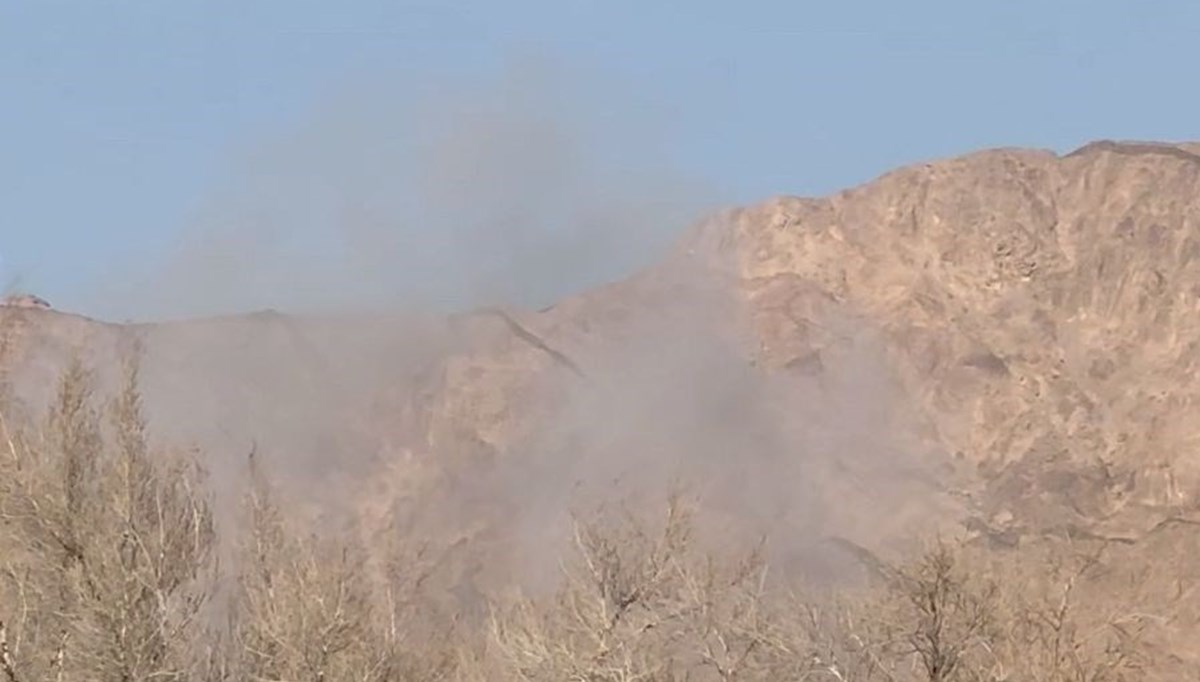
[4,139,1200,671]
[381,139,1200,668]
[399,139,1200,538]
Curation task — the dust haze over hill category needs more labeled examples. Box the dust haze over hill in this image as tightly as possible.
[87,60,712,322]
[8,111,1200,673]
[400,269,950,596]
[2,58,938,602]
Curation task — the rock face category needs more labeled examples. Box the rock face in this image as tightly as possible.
[405,140,1200,536]
[730,141,1200,526]
[384,139,1200,673]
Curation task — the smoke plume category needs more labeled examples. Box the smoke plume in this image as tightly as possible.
[93,58,712,321]
[7,57,954,604]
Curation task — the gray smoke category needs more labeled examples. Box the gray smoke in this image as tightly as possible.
[17,57,955,603]
[92,58,712,322]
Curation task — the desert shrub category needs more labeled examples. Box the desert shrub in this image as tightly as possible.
[223,448,459,682]
[0,355,216,681]
[487,500,1152,682]
[0,355,1159,682]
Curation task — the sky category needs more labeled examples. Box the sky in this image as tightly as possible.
[2,0,1198,319]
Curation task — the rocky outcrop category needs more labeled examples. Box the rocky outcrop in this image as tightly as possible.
[1,293,51,309]
[735,141,1200,520]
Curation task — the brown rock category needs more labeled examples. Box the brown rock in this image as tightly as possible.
[1,293,51,309]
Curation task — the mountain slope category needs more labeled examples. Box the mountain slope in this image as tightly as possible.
[5,140,1200,672]
[406,140,1200,536]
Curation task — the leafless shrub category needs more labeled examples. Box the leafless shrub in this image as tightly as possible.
[488,492,698,681]
[0,353,216,682]
[0,349,1162,682]
[487,492,888,681]
[226,450,458,682]
[887,539,1000,681]
[487,495,1157,682]
[822,538,1151,682]
[981,543,1148,682]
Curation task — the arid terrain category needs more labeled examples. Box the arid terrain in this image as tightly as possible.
[3,139,1200,680]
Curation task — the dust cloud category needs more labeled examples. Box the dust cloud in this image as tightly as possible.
[9,57,951,600]
[92,58,711,322]
[360,261,953,596]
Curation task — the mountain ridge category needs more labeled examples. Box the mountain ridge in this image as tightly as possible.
[5,143,1200,668]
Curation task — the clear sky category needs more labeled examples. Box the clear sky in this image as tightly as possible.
[3,1,1198,318]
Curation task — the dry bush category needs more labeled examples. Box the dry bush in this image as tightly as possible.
[483,495,896,682]
[0,354,216,682]
[487,493,699,681]
[224,449,459,682]
[0,339,1161,682]
[788,538,1151,682]
[487,492,832,681]
[979,543,1148,682]
[486,496,1155,682]
[0,354,463,682]
[883,539,1002,681]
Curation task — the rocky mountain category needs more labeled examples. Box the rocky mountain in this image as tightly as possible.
[4,139,1200,671]
[381,139,1200,668]
[397,139,1200,540]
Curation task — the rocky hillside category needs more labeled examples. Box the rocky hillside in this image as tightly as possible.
[734,140,1200,531]
[6,140,1200,537]
[381,139,1200,670]
[390,140,1200,536]
[4,139,1200,670]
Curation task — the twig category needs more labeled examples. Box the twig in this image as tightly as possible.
[0,619,20,682]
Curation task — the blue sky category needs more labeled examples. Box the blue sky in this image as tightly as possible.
[2,1,1198,318]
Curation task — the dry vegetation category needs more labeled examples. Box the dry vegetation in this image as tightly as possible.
[0,332,1158,681]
